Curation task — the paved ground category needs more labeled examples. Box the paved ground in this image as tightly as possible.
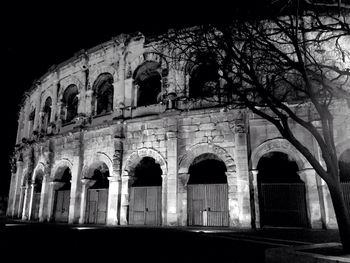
[0,216,342,263]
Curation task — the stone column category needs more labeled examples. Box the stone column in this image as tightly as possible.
[177,173,189,226]
[226,171,239,227]
[39,175,50,222]
[69,157,82,224]
[165,131,178,226]
[107,176,121,225]
[298,168,322,229]
[28,181,36,220]
[47,181,64,222]
[233,123,251,227]
[120,174,130,225]
[22,184,31,220]
[319,178,337,228]
[79,179,96,224]
[251,170,260,228]
[11,161,24,218]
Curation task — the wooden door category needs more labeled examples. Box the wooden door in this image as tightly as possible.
[129,186,161,225]
[31,192,41,220]
[54,190,70,222]
[86,189,108,224]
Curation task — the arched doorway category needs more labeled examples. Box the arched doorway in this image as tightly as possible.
[53,167,71,222]
[85,162,109,224]
[129,157,162,225]
[257,151,308,227]
[339,149,350,212]
[187,154,229,226]
[31,170,43,220]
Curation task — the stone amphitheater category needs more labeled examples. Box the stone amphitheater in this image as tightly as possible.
[6,30,350,229]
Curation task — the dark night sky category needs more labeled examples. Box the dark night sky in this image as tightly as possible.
[1,1,280,196]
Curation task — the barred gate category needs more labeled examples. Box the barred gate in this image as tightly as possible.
[259,183,308,228]
[187,184,229,227]
[341,182,350,216]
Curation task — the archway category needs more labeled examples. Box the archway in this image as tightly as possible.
[31,170,44,220]
[92,73,114,116]
[257,151,308,227]
[128,157,162,225]
[187,153,229,226]
[339,149,350,213]
[133,61,162,107]
[85,162,110,224]
[53,166,71,222]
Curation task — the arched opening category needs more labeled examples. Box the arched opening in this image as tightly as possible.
[92,73,114,116]
[129,157,162,225]
[339,149,350,213]
[28,108,35,137]
[188,54,219,99]
[53,166,71,222]
[257,151,308,227]
[31,170,43,220]
[85,162,110,224]
[187,153,229,226]
[62,85,78,124]
[134,61,162,107]
[42,97,52,133]
[339,149,350,183]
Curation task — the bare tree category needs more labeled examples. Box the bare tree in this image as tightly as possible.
[161,0,350,252]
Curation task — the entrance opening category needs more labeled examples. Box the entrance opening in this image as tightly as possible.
[257,151,308,227]
[53,167,71,223]
[31,171,43,220]
[129,157,162,225]
[86,163,109,224]
[339,149,350,213]
[187,154,229,226]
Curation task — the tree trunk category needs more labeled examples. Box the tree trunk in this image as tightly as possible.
[328,180,350,253]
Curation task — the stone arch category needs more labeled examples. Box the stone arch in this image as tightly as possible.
[82,152,114,179]
[336,139,350,158]
[32,162,46,181]
[40,91,54,111]
[251,138,309,171]
[179,143,235,175]
[129,52,168,76]
[52,159,73,180]
[58,76,84,99]
[123,148,167,176]
[89,66,116,88]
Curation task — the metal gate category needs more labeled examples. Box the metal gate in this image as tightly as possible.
[341,182,350,216]
[54,190,70,222]
[86,188,108,224]
[31,192,41,220]
[187,184,229,226]
[129,186,161,225]
[259,183,308,227]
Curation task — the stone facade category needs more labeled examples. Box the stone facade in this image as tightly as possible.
[6,31,350,229]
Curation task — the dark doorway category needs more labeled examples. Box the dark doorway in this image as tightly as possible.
[134,61,162,107]
[86,163,109,224]
[129,157,162,225]
[339,149,350,214]
[257,151,308,228]
[53,167,71,223]
[187,154,229,226]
